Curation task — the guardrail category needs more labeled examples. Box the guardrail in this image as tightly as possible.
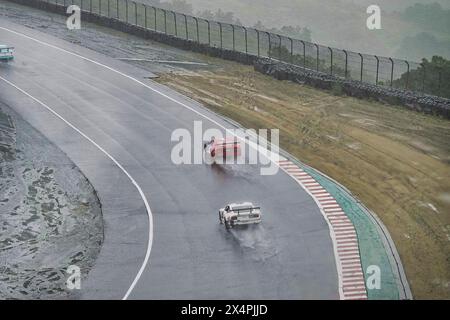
[33,0,448,99]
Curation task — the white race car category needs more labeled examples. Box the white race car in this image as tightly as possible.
[219,202,262,230]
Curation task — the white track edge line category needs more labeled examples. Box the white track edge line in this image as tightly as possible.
[0,75,153,300]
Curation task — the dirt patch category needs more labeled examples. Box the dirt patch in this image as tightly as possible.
[155,60,450,299]
[0,104,103,299]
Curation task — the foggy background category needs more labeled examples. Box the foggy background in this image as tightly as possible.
[137,0,450,62]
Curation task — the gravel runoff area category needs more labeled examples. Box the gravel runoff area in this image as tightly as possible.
[0,102,103,299]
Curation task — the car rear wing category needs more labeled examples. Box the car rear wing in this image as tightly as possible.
[215,140,240,147]
[233,207,260,214]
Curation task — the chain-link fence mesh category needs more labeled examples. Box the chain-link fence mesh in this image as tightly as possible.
[48,0,449,98]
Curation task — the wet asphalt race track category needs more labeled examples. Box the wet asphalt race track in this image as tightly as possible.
[0,21,338,299]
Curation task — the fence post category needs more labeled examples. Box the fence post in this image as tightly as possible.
[277,34,282,61]
[116,0,118,19]
[218,22,223,48]
[288,37,293,64]
[266,32,271,58]
[89,0,92,13]
[359,53,363,82]
[421,63,426,92]
[300,40,305,67]
[405,61,410,90]
[328,47,333,75]
[153,7,156,31]
[99,0,101,14]
[231,24,235,51]
[243,27,248,54]
[343,50,348,78]
[125,0,128,23]
[173,12,177,36]
[144,5,147,28]
[183,14,188,39]
[358,53,364,82]
[193,17,199,42]
[375,55,379,85]
[206,20,210,45]
[389,57,394,87]
[163,9,167,33]
[314,43,319,71]
[256,29,260,57]
[438,69,442,96]
[134,1,137,26]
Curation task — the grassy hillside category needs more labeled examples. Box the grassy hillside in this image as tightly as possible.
[156,56,450,299]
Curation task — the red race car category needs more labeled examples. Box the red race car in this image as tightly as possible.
[204,137,241,159]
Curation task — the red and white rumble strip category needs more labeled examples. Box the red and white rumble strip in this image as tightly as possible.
[278,159,368,300]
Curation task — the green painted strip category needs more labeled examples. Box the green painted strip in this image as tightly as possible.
[294,162,400,299]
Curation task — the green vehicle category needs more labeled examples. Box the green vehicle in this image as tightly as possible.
[0,45,14,61]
